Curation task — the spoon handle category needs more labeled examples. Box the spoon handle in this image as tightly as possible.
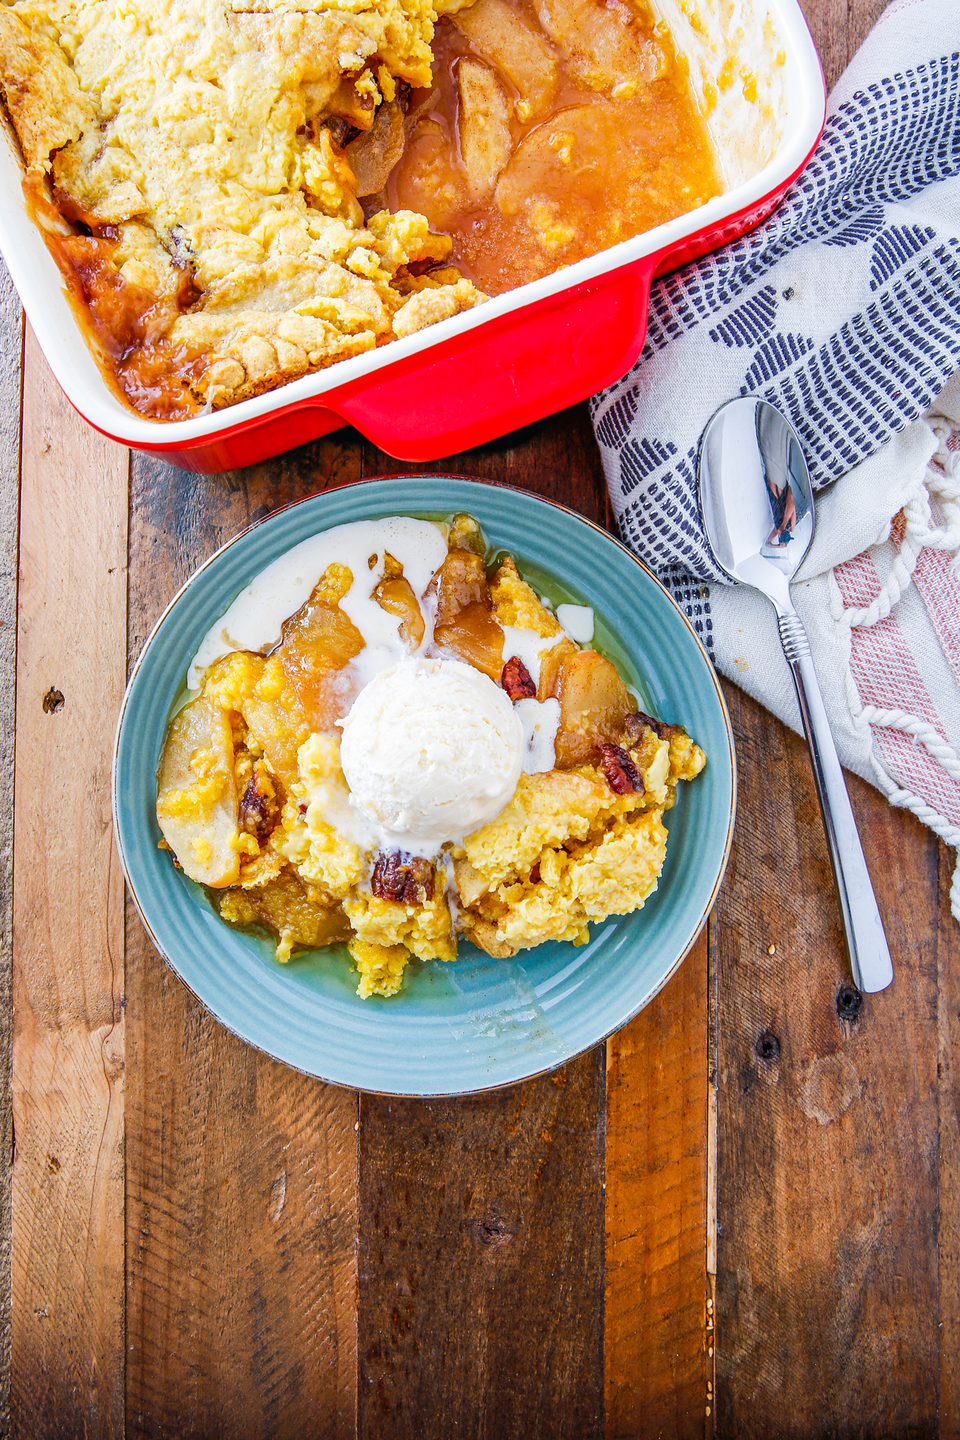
[778,612,894,993]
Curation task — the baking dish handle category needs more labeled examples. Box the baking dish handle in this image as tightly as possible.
[328,254,660,462]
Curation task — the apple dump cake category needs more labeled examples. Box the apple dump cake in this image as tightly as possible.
[0,0,722,417]
[156,514,706,998]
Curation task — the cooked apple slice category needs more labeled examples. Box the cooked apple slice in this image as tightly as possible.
[430,550,504,679]
[324,73,378,132]
[240,694,306,793]
[157,695,240,887]
[280,563,365,670]
[537,633,578,702]
[554,648,636,768]
[374,552,425,650]
[535,0,664,94]
[447,512,486,556]
[227,567,365,788]
[432,549,492,626]
[391,117,470,232]
[497,102,619,220]
[241,658,357,791]
[454,0,559,119]
[346,100,405,196]
[277,563,365,732]
[435,605,504,679]
[458,59,513,201]
[221,870,351,953]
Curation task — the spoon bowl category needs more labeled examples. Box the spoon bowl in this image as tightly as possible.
[698,397,893,994]
[699,397,815,598]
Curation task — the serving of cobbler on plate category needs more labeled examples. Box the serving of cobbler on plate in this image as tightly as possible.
[155,512,706,999]
[0,0,721,417]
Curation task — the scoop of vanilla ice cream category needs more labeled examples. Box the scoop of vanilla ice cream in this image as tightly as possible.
[339,658,523,853]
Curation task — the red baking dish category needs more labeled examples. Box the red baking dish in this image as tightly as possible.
[0,0,825,471]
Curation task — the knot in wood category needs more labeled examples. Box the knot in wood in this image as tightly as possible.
[755,1031,780,1062]
[468,1209,518,1249]
[836,984,863,1021]
[42,686,65,714]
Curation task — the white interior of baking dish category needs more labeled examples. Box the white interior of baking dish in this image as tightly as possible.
[654,0,792,187]
[0,0,823,451]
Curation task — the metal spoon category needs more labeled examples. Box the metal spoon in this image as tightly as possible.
[697,397,893,993]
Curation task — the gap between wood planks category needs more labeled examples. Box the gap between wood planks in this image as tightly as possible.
[0,264,23,1440]
[18,317,957,1436]
[12,328,126,1437]
[5,6,947,1433]
[9,339,716,1437]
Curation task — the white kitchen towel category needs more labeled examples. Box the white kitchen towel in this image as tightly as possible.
[591,0,960,919]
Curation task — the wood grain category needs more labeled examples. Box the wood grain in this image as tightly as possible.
[12,331,128,1439]
[124,441,362,1440]
[124,989,359,1440]
[360,401,609,514]
[939,838,960,1440]
[6,0,958,1435]
[358,1055,606,1439]
[367,368,712,1440]
[714,683,941,1437]
[0,260,22,1440]
[356,419,609,1440]
[798,0,888,90]
[716,2,953,1429]
[604,938,709,1440]
[125,433,363,662]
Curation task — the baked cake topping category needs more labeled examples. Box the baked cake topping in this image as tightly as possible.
[156,513,707,997]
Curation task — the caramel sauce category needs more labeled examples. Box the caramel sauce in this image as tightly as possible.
[23,0,724,416]
[24,172,205,419]
[389,1,723,294]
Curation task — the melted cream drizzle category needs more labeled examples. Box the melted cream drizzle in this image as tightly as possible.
[188,517,448,690]
[187,515,568,854]
[516,697,561,774]
[556,604,595,643]
[439,851,460,931]
[500,625,564,688]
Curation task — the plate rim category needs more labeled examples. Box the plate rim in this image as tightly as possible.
[112,473,737,1095]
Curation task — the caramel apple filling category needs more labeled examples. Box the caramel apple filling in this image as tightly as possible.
[0,0,722,418]
[389,0,722,294]
[156,514,707,999]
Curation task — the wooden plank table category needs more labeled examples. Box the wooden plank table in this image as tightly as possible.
[6,0,959,1433]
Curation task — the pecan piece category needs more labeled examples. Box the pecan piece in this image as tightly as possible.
[501,655,536,701]
[600,743,643,796]
[322,115,361,150]
[371,851,435,905]
[623,710,677,743]
[238,762,280,842]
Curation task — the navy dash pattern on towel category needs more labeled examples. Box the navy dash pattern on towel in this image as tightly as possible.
[591,43,960,626]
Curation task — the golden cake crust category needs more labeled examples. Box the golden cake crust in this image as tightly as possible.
[0,0,486,409]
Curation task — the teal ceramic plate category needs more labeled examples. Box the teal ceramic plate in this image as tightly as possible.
[113,476,735,1094]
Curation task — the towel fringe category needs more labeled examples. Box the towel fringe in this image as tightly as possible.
[838,453,960,629]
[836,422,960,927]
